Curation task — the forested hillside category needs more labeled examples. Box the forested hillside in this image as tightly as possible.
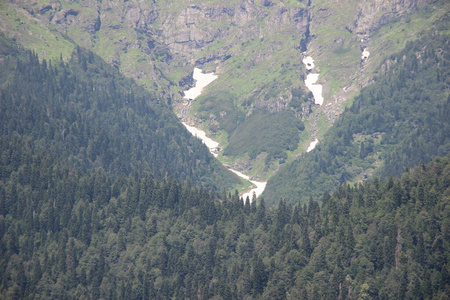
[0,36,240,191]
[0,1,449,298]
[264,33,450,205]
[1,127,449,298]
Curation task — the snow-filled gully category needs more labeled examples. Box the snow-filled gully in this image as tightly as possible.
[302,49,370,152]
[302,56,324,106]
[182,52,348,199]
[182,68,267,201]
[302,56,322,152]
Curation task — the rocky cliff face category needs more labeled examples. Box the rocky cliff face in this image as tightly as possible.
[7,0,434,94]
[158,1,308,56]
[354,0,431,34]
[9,0,309,75]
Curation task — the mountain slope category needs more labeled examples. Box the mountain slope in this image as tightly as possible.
[2,0,447,180]
[0,35,241,191]
[263,33,450,205]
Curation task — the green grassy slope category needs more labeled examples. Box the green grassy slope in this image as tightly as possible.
[0,2,75,60]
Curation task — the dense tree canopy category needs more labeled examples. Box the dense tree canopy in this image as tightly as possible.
[224,109,304,164]
[1,130,449,298]
[0,36,240,192]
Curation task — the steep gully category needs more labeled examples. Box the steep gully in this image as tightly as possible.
[182,68,267,202]
[181,35,370,200]
[302,55,322,153]
[181,56,325,200]
[181,46,369,200]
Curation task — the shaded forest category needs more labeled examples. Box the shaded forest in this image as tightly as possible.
[0,36,240,192]
[264,33,450,205]
[224,109,304,165]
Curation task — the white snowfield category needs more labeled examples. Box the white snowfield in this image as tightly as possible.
[183,68,218,100]
[307,138,319,152]
[302,56,315,70]
[182,68,267,201]
[305,73,324,105]
[302,56,324,105]
[361,48,370,60]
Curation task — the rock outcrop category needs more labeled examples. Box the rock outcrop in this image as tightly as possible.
[9,0,434,92]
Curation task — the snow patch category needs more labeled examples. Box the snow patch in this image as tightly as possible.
[305,74,324,105]
[307,138,319,152]
[302,56,323,105]
[302,56,315,70]
[183,67,218,100]
[229,169,267,202]
[361,48,370,60]
[182,122,219,157]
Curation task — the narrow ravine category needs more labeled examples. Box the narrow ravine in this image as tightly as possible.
[182,122,219,157]
[302,56,322,152]
[182,68,267,201]
[302,56,323,106]
[302,48,371,153]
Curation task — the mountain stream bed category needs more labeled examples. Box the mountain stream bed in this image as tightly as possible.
[182,68,267,201]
